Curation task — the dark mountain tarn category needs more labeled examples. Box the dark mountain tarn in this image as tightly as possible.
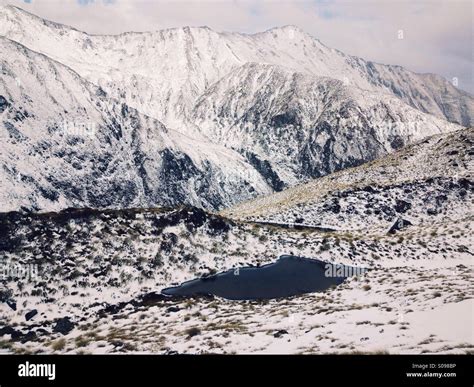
[162,255,366,300]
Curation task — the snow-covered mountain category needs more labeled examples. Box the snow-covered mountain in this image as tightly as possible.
[192,63,461,185]
[1,5,472,127]
[0,37,271,212]
[0,5,471,212]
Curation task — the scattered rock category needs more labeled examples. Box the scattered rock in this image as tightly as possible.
[20,331,37,344]
[138,292,167,307]
[185,327,201,338]
[387,217,412,234]
[6,300,17,311]
[53,317,75,335]
[273,329,288,338]
[25,309,38,321]
[0,95,9,113]
[394,199,411,213]
[0,326,22,340]
[0,326,37,343]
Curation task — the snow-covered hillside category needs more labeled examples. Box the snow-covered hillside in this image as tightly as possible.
[0,128,472,354]
[223,127,474,233]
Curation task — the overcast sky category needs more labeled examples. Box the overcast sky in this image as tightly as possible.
[2,0,472,93]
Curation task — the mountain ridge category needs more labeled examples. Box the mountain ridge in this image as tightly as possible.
[222,127,473,234]
[1,5,472,126]
[0,5,471,213]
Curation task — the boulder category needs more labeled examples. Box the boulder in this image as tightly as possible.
[53,317,75,335]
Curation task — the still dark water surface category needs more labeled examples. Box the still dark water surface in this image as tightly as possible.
[162,255,362,300]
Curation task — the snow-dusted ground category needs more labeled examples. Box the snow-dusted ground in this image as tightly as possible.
[1,240,471,354]
[0,183,471,353]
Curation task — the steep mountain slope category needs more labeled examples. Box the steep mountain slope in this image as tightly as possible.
[223,128,474,233]
[193,63,460,185]
[0,5,471,214]
[0,5,472,128]
[0,37,271,212]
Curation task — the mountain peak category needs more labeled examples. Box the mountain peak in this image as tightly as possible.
[0,6,311,41]
[0,5,472,129]
[0,4,81,33]
[273,24,304,32]
[257,24,310,38]
[2,4,40,18]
